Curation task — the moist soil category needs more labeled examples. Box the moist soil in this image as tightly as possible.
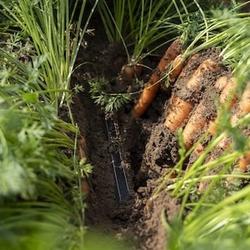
[71,17,230,250]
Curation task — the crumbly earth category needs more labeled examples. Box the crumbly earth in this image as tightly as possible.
[71,16,231,250]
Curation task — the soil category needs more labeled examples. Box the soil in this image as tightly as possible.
[71,16,230,250]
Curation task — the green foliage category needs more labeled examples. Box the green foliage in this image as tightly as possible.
[0,49,92,249]
[98,0,187,62]
[89,78,131,113]
[167,187,250,250]
[0,0,98,111]
[0,1,98,249]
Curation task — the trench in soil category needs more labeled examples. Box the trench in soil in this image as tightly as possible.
[71,17,228,250]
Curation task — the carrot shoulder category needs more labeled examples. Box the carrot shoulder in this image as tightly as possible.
[219,77,237,105]
[132,39,182,118]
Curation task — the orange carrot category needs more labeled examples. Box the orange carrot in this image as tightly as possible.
[169,55,185,83]
[239,82,250,115]
[164,96,193,132]
[183,102,207,149]
[214,75,231,91]
[121,63,142,80]
[208,120,217,136]
[186,59,219,90]
[164,58,219,133]
[239,151,250,172]
[132,39,182,118]
[219,77,237,105]
[207,76,237,135]
[230,81,250,127]
[194,143,205,155]
[185,75,233,150]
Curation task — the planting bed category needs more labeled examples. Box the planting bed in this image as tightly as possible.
[1,1,250,250]
[71,16,236,250]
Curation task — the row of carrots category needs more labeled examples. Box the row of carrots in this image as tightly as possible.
[79,38,250,195]
[131,39,250,172]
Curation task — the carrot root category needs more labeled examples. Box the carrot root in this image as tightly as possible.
[164,96,193,132]
[132,39,182,118]
[239,151,250,172]
[239,82,250,115]
[186,59,219,90]
[219,77,237,105]
[214,75,231,91]
[169,55,185,83]
[183,102,207,149]
[132,74,161,118]
[121,63,142,81]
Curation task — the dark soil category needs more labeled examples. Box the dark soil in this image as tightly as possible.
[71,17,230,250]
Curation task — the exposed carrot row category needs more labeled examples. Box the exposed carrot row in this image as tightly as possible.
[236,84,250,172]
[186,75,234,151]
[165,57,221,134]
[164,57,218,133]
[206,79,250,172]
[207,76,237,136]
[164,96,193,132]
[132,39,183,118]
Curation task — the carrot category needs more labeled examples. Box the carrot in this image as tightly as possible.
[169,55,185,83]
[164,58,220,134]
[132,39,182,118]
[207,76,237,135]
[239,82,250,115]
[184,75,234,150]
[219,77,237,105]
[231,83,250,172]
[239,151,250,172]
[178,53,201,79]
[186,59,219,90]
[182,101,207,148]
[121,63,142,81]
[164,96,193,132]
[214,75,231,91]
[194,143,205,155]
[208,120,217,136]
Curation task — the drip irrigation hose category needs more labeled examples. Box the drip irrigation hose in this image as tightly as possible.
[105,114,130,202]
